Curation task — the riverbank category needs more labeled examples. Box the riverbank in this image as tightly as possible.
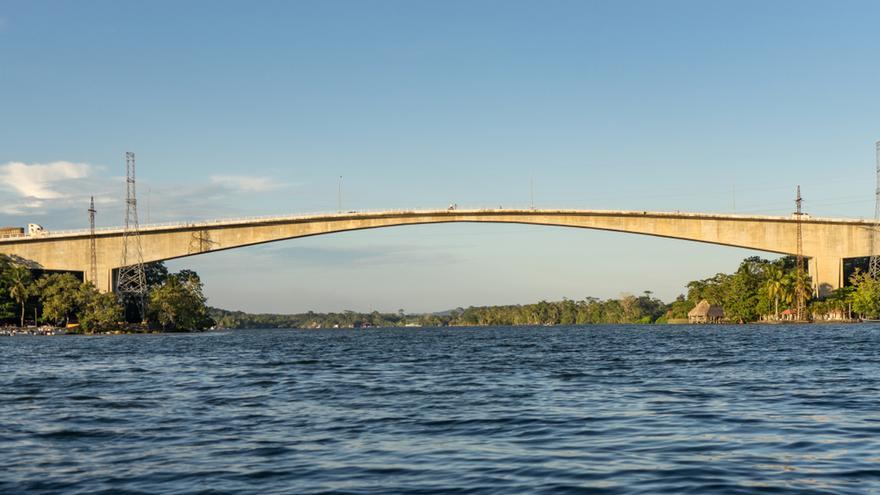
[0,323,171,336]
[0,326,67,336]
[1,318,871,336]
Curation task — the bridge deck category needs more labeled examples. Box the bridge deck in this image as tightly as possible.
[0,208,872,243]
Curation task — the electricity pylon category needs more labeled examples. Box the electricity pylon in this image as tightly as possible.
[870,142,880,279]
[116,152,147,322]
[794,186,807,321]
[88,196,97,286]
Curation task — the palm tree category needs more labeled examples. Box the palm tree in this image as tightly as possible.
[763,265,786,320]
[781,271,797,307]
[8,266,32,327]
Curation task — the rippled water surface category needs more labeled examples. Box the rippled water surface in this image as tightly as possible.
[3,325,880,494]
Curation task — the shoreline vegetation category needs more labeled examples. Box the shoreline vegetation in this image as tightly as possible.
[0,256,211,335]
[3,254,880,335]
[213,255,878,329]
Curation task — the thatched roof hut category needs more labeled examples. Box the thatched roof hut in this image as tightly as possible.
[688,299,724,323]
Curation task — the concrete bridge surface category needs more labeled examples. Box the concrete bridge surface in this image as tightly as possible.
[0,208,874,296]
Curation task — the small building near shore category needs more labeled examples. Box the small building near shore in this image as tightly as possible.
[688,299,724,324]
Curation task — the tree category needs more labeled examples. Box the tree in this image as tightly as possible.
[79,288,123,333]
[635,291,666,323]
[723,268,760,323]
[762,264,787,320]
[721,258,778,323]
[148,271,212,331]
[0,255,18,322]
[8,265,32,327]
[849,272,880,319]
[667,295,695,320]
[828,286,854,319]
[559,299,577,325]
[619,293,640,322]
[37,273,83,326]
[144,262,170,288]
[370,310,386,327]
[687,273,730,306]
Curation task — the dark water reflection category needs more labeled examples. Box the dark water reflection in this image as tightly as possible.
[2,325,880,494]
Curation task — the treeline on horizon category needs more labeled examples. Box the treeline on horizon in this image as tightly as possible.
[211,255,880,329]
[209,292,668,329]
[5,253,880,332]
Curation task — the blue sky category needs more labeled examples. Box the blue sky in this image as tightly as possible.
[1,0,879,313]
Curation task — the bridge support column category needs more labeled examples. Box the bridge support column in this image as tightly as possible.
[809,257,842,298]
[84,266,114,293]
[98,269,113,293]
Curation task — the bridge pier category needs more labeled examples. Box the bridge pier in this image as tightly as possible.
[809,257,842,298]
[85,266,114,294]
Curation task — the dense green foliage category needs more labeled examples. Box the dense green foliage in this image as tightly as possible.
[686,256,811,323]
[451,293,667,326]
[7,264,32,327]
[37,273,83,326]
[0,257,16,321]
[210,255,880,329]
[209,292,669,329]
[147,270,213,331]
[664,295,696,321]
[0,268,123,332]
[79,290,124,333]
[0,257,212,332]
[209,308,410,329]
[4,252,880,331]
[848,272,880,319]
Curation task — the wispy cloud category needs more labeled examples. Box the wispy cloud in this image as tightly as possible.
[0,161,296,229]
[144,174,294,223]
[0,160,120,223]
[0,161,91,199]
[210,175,281,193]
[0,200,43,216]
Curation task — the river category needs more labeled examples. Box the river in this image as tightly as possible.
[2,325,879,494]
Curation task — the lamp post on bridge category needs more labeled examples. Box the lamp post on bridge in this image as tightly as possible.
[338,175,343,213]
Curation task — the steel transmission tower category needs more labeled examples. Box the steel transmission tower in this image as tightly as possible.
[870,141,880,279]
[117,152,148,322]
[794,186,807,321]
[88,196,97,286]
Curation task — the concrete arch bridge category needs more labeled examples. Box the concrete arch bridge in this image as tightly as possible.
[0,208,873,296]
